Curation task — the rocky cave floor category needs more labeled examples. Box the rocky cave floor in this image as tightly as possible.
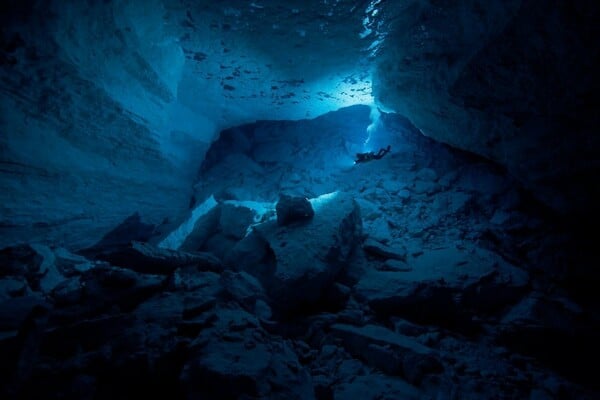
[1,111,598,399]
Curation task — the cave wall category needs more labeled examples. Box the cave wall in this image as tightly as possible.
[0,0,202,249]
[0,0,375,248]
[373,0,599,213]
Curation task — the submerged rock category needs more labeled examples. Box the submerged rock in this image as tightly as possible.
[220,270,267,313]
[50,277,84,307]
[30,244,64,294]
[52,247,97,277]
[224,231,272,272]
[497,293,596,384]
[276,194,315,226]
[77,265,166,314]
[363,238,407,261]
[0,244,48,291]
[170,267,221,292]
[85,241,222,274]
[246,192,362,313]
[331,323,443,385]
[219,203,256,240]
[354,246,529,329]
[179,206,221,252]
[181,306,314,400]
[381,259,412,272]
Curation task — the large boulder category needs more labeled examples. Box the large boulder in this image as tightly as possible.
[181,307,314,400]
[240,192,362,313]
[354,246,529,329]
[223,231,272,273]
[497,293,597,384]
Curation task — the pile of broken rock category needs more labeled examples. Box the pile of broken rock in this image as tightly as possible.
[0,193,596,399]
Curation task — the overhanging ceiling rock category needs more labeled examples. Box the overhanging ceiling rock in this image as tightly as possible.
[0,0,597,249]
[51,0,377,136]
[372,0,599,213]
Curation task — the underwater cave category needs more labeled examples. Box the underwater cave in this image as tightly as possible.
[0,1,598,399]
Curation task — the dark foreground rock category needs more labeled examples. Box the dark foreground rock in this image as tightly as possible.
[82,241,222,274]
[354,245,529,331]
[496,293,599,385]
[181,306,315,400]
[331,323,443,385]
[0,239,596,400]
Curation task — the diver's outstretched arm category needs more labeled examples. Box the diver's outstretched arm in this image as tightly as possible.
[375,145,391,158]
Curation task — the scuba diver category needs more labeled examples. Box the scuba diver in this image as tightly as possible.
[355,145,391,164]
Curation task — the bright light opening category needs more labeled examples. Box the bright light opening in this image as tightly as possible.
[364,104,381,151]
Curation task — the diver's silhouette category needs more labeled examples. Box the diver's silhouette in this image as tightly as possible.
[355,145,391,164]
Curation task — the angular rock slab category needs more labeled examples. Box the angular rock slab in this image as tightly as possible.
[331,324,442,385]
[497,293,595,381]
[0,244,64,293]
[220,270,267,312]
[363,238,407,261]
[251,191,362,313]
[355,246,529,326]
[76,266,166,315]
